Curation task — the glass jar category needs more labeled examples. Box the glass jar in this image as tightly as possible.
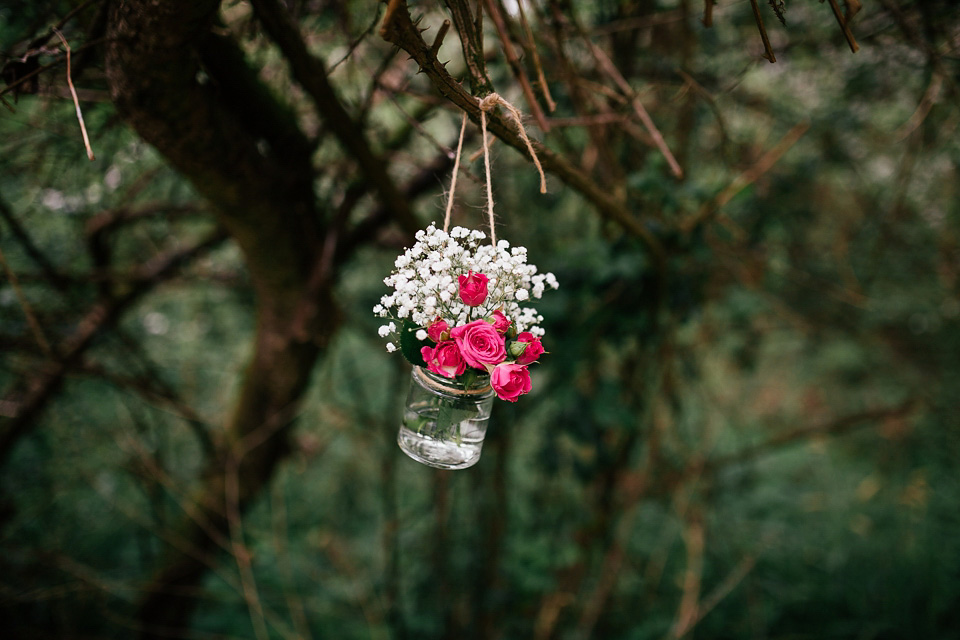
[397,366,495,469]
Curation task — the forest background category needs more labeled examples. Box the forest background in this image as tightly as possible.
[1,0,958,638]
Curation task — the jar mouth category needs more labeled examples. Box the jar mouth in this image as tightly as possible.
[415,366,492,395]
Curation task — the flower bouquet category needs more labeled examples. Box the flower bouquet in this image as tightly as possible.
[375,223,558,469]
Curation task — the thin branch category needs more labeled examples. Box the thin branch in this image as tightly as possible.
[52,28,95,160]
[328,3,385,72]
[445,0,494,96]
[78,363,216,457]
[0,245,54,359]
[0,38,106,99]
[845,0,863,22]
[0,186,71,293]
[826,0,860,53]
[748,0,777,63]
[225,455,272,640]
[380,0,667,264]
[682,120,810,233]
[431,19,451,56]
[669,512,705,639]
[483,0,550,132]
[699,400,919,473]
[702,0,714,27]
[578,30,684,178]
[249,0,419,234]
[516,0,556,112]
[687,554,757,633]
[0,230,228,466]
[895,71,943,140]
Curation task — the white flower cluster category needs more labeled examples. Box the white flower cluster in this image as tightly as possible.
[374,224,558,350]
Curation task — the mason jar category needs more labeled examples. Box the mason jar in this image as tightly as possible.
[397,366,495,469]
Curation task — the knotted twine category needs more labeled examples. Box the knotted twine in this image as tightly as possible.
[442,93,548,246]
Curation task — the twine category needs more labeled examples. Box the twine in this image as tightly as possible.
[416,366,492,396]
[442,93,547,245]
[443,112,469,234]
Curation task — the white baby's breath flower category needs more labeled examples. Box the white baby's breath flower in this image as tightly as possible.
[386,342,397,352]
[416,329,428,341]
[375,223,557,345]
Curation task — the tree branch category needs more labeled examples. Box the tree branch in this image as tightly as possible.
[104,1,337,634]
[380,0,666,265]
[249,0,419,235]
[0,230,229,466]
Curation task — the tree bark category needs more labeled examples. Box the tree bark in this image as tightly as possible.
[104,1,332,636]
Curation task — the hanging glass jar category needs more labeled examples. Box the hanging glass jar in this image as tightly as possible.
[397,366,495,469]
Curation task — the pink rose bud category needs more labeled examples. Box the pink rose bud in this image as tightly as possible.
[458,271,489,307]
[427,317,450,342]
[514,331,544,365]
[486,310,511,334]
[490,362,532,402]
[449,319,507,369]
[422,341,467,378]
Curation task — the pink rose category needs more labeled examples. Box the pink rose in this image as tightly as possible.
[449,319,507,369]
[490,362,532,402]
[487,310,511,334]
[421,341,467,378]
[427,317,450,342]
[514,331,544,365]
[458,271,489,307]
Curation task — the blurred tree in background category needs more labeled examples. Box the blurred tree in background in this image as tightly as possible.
[1,0,958,638]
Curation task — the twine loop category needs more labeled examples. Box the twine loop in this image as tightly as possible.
[416,366,493,396]
[442,92,548,246]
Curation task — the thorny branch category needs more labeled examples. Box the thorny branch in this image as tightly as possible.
[380,0,667,265]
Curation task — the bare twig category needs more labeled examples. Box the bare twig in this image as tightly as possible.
[0,230,228,465]
[381,0,667,264]
[826,0,860,53]
[250,0,418,233]
[895,71,943,140]
[52,28,95,160]
[845,0,863,22]
[225,455,272,640]
[0,245,54,359]
[669,512,705,639]
[328,3,385,72]
[431,19,451,56]
[699,400,919,473]
[702,0,714,27]
[583,38,684,178]
[547,113,631,127]
[688,555,757,632]
[516,0,556,112]
[683,120,810,233]
[271,482,314,640]
[0,37,105,99]
[483,0,550,132]
[749,0,777,63]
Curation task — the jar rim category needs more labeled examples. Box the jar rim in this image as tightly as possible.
[415,366,492,395]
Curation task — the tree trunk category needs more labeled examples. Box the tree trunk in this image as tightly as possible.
[104,1,332,636]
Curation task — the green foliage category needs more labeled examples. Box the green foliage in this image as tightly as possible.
[2,0,960,639]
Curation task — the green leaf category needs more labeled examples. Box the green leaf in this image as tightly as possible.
[399,319,427,367]
[436,402,478,440]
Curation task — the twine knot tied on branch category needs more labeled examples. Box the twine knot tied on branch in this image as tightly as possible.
[443,91,548,246]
